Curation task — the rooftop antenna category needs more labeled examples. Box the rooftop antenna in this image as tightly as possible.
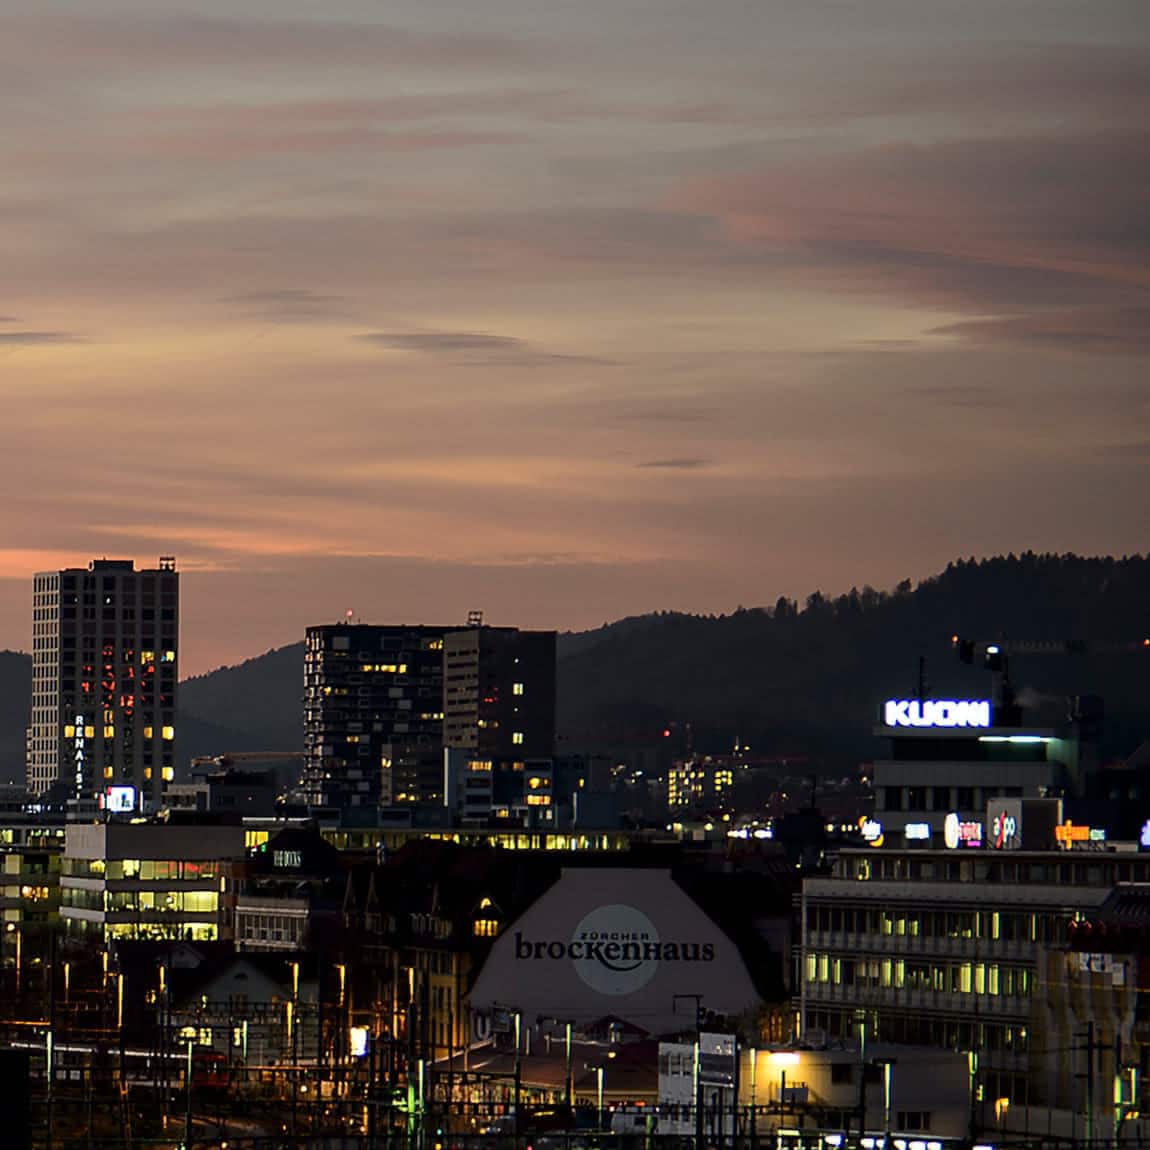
[344,608,354,625]
[467,609,484,627]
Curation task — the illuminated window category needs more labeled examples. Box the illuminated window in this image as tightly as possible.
[513,683,524,696]
[104,725,115,738]
[143,726,153,739]
[104,767,114,779]
[144,768,152,780]
[162,767,175,782]
[512,732,524,745]
[474,918,499,938]
[140,651,155,664]
[161,650,176,663]
[162,726,175,741]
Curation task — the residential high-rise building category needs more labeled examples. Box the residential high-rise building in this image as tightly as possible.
[28,558,179,807]
[443,626,556,759]
[301,624,449,809]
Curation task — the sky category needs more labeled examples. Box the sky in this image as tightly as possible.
[1,0,1148,675]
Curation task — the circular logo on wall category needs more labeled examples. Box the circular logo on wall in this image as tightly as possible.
[943,812,960,850]
[570,904,661,997]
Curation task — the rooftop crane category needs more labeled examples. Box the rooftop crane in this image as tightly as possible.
[950,635,1149,727]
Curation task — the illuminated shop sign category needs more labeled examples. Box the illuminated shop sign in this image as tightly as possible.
[943,812,983,850]
[273,849,303,869]
[1141,820,1150,850]
[992,812,1018,848]
[101,785,136,813]
[1054,821,1106,849]
[883,700,992,729]
[859,818,884,847]
[904,823,932,842]
[988,798,1022,850]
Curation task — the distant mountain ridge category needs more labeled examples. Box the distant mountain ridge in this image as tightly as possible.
[0,554,1148,784]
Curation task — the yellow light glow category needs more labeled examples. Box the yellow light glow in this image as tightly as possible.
[767,1052,801,1067]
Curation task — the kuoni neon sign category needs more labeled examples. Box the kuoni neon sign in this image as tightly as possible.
[884,700,992,729]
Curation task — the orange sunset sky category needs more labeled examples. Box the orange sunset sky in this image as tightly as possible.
[2,0,1148,674]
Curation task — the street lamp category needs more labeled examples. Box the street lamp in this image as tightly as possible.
[185,1039,194,1150]
[585,1050,616,1131]
[539,1016,575,1107]
[749,1047,758,1148]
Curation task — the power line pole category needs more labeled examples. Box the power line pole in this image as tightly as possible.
[674,994,705,1150]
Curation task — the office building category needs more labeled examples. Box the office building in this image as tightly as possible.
[443,626,556,760]
[667,758,735,810]
[28,557,179,807]
[443,750,557,825]
[301,623,449,809]
[60,821,244,942]
[872,693,1087,846]
[302,621,557,813]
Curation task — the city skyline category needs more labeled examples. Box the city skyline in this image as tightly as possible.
[2,0,1147,674]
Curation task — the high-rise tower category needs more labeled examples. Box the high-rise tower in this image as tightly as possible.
[28,557,179,808]
[443,627,556,759]
[301,623,449,809]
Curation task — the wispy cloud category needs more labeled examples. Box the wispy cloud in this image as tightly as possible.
[636,458,711,470]
[929,308,1150,355]
[358,330,622,367]
[2,14,544,77]
[670,129,1150,352]
[224,288,351,324]
[0,331,83,346]
[362,331,526,354]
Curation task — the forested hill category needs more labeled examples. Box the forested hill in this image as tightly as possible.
[0,554,1147,783]
[555,554,1150,764]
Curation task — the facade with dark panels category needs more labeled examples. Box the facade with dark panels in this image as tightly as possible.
[301,624,450,809]
[443,627,556,760]
[28,557,179,806]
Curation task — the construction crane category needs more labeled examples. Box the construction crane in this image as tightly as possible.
[190,751,305,773]
[950,635,1149,727]
[952,636,1149,664]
